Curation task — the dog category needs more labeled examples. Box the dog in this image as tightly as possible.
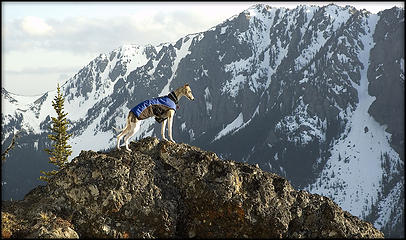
[116,84,195,151]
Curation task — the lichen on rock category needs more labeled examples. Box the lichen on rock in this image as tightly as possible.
[1,137,384,238]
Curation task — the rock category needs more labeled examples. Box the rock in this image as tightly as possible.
[1,137,384,238]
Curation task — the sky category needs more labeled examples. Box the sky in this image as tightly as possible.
[2,2,404,96]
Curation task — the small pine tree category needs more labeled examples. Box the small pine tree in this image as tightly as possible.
[40,84,72,182]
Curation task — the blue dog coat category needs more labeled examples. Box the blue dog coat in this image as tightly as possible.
[130,92,178,123]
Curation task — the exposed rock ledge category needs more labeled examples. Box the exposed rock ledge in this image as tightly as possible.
[1,137,384,238]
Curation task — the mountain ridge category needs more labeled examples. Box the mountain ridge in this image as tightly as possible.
[1,3,404,237]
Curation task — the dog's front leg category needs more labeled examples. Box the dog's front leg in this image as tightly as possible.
[167,110,175,143]
[161,119,168,141]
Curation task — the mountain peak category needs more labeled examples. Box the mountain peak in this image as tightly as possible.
[1,137,384,238]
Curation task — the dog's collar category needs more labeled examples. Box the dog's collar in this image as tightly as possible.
[168,91,179,105]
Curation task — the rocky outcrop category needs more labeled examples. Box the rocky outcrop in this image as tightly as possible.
[1,137,384,238]
[368,7,405,161]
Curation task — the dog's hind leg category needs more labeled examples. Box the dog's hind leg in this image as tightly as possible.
[117,128,128,150]
[124,121,139,152]
[117,114,132,150]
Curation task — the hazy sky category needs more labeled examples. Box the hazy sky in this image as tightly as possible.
[2,2,404,96]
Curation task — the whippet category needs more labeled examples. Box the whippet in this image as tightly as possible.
[116,84,195,151]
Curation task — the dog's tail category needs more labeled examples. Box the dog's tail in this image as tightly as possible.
[113,126,123,133]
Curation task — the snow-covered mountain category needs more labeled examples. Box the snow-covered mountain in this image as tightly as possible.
[1,3,404,237]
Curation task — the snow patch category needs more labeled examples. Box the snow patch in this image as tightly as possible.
[220,26,228,34]
[213,113,244,141]
[275,98,326,144]
[204,87,212,113]
[188,128,195,141]
[305,15,402,227]
[159,37,193,96]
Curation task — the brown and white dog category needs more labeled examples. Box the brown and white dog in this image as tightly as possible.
[116,84,194,151]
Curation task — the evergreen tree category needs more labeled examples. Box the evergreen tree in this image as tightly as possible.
[40,84,72,182]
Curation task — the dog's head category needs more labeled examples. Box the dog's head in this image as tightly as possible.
[183,84,195,101]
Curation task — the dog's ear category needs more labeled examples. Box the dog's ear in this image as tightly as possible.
[184,84,190,87]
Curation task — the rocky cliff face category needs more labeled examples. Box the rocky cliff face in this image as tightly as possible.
[368,7,404,160]
[2,137,383,238]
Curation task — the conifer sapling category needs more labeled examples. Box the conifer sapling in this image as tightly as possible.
[40,84,72,182]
